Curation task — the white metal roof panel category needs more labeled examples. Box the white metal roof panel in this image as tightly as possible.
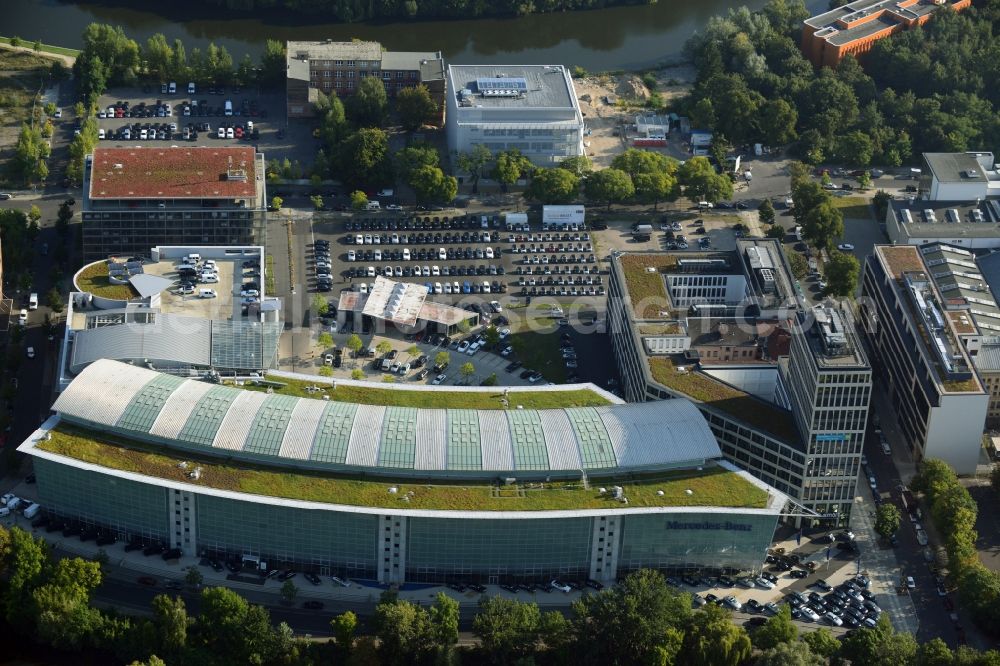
[149,379,215,440]
[537,409,582,470]
[213,391,268,452]
[479,409,514,471]
[278,398,327,461]
[52,359,151,426]
[414,408,447,470]
[346,404,385,467]
[597,400,721,467]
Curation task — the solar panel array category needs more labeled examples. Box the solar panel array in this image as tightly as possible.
[476,77,528,97]
[53,360,724,476]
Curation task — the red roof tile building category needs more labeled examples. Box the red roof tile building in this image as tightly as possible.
[801,0,971,68]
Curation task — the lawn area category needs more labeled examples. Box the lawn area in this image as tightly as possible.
[39,426,771,511]
[0,38,80,58]
[507,330,567,383]
[619,254,676,318]
[75,261,138,300]
[649,356,799,443]
[832,196,874,221]
[247,374,610,409]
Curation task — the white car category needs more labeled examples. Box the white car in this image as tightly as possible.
[837,243,855,251]
[98,128,105,139]
[25,346,35,359]
[199,289,218,299]
[824,612,843,627]
[722,596,742,611]
[386,204,402,211]
[905,576,916,589]
[330,576,350,587]
[18,309,28,325]
[402,248,411,261]
[490,300,503,312]
[485,247,494,259]
[373,250,382,261]
[217,127,225,139]
[754,577,775,590]
[1,493,16,506]
[800,606,821,622]
[432,373,447,385]
[550,580,571,593]
[438,248,447,260]
[348,250,356,261]
[421,266,431,277]
[54,109,62,118]
[226,127,235,139]
[457,341,470,353]
[431,265,441,276]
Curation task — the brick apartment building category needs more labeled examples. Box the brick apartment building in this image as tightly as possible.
[286,40,445,119]
[801,0,971,68]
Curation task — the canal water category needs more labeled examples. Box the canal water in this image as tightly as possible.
[9,0,773,70]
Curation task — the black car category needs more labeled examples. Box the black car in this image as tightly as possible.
[500,583,518,593]
[505,361,522,373]
[96,533,117,546]
[302,600,325,610]
[519,369,534,379]
[162,548,183,561]
[143,543,165,556]
[208,559,224,572]
[280,570,297,581]
[124,541,144,552]
[468,583,487,593]
[304,573,322,586]
[80,528,99,542]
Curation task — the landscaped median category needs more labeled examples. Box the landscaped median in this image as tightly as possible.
[246,374,610,409]
[39,426,770,512]
[649,356,799,443]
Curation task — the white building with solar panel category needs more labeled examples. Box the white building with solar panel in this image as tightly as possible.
[19,359,787,586]
[445,65,586,166]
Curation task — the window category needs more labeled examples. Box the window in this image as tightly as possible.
[396,71,405,79]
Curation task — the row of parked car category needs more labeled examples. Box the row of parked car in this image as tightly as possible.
[348,246,503,262]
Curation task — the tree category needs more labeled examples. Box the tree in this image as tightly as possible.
[9,36,21,48]
[759,198,776,225]
[280,579,298,604]
[875,503,902,539]
[346,334,363,357]
[679,604,752,666]
[429,592,459,650]
[331,610,357,655]
[802,201,844,253]
[349,76,389,127]
[395,84,438,130]
[752,604,798,650]
[270,196,283,212]
[757,640,824,666]
[311,294,330,316]
[917,638,956,666]
[858,171,872,190]
[560,155,592,177]
[318,332,334,350]
[374,599,434,666]
[571,569,691,664]
[184,566,203,588]
[483,326,501,348]
[760,99,799,146]
[840,613,917,666]
[318,366,333,377]
[310,194,324,210]
[376,341,392,356]
[824,250,859,297]
[350,191,369,211]
[435,351,450,368]
[482,373,498,386]
[836,130,875,167]
[525,167,579,204]
[28,205,41,225]
[802,628,842,660]
[194,587,277,664]
[237,53,256,86]
[44,288,63,314]
[473,596,543,664]
[787,251,808,279]
[678,156,733,203]
[151,594,188,660]
[456,144,492,194]
[585,168,635,210]
[351,369,364,380]
[633,171,678,210]
[493,149,533,192]
[460,362,475,381]
[406,344,420,357]
[396,143,439,182]
[259,39,286,87]
[339,128,391,188]
[766,225,786,240]
[409,165,457,204]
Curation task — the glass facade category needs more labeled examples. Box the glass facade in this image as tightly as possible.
[34,458,169,542]
[618,512,777,574]
[406,516,593,583]
[195,495,378,578]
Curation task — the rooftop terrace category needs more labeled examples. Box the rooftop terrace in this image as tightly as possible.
[36,425,771,512]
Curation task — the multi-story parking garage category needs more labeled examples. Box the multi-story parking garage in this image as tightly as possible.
[20,359,786,585]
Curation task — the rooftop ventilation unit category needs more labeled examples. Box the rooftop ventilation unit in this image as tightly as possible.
[963,169,980,179]
[476,77,528,97]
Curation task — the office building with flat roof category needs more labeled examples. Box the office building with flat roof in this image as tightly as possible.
[286,40,445,119]
[81,147,267,261]
[919,152,1000,201]
[859,245,988,473]
[445,65,585,166]
[885,197,1000,249]
[802,0,971,67]
[20,359,786,584]
[606,243,867,525]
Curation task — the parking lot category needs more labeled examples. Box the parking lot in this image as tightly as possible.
[308,213,605,301]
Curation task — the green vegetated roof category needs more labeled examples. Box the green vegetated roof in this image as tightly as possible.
[38,426,771,512]
[243,374,612,409]
[649,356,799,443]
[75,261,139,300]
[620,254,676,319]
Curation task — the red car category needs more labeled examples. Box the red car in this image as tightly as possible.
[235,126,244,139]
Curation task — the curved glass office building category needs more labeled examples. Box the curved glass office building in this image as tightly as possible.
[20,360,786,585]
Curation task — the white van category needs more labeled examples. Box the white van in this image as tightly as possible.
[224,100,233,116]
[203,259,217,270]
[188,82,196,94]
[28,293,38,310]
[22,503,40,519]
[168,81,177,94]
[366,201,381,211]
[186,253,201,264]
[198,288,217,299]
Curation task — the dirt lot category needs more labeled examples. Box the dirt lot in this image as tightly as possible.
[0,49,54,178]
[572,65,696,168]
